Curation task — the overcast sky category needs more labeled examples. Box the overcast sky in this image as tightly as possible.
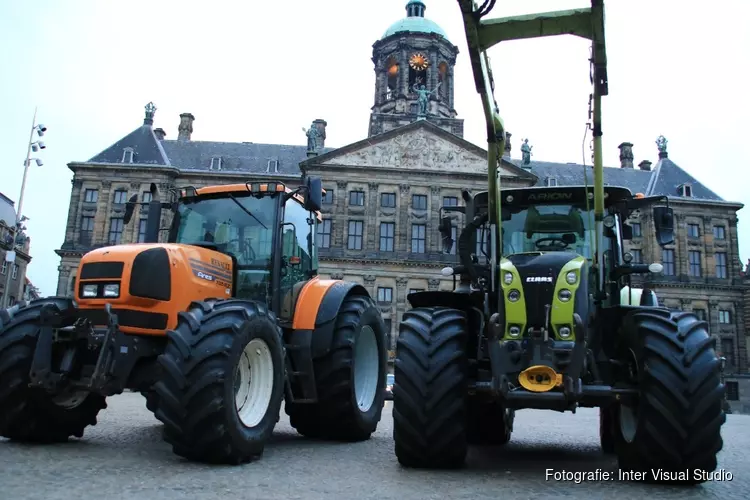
[1,0,748,296]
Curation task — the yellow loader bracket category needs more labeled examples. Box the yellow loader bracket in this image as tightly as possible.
[456,0,609,295]
[519,365,564,393]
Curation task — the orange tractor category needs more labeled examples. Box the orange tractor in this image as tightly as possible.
[0,176,388,464]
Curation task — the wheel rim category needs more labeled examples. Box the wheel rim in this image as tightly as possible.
[234,338,275,428]
[52,388,88,409]
[619,348,639,443]
[353,324,379,413]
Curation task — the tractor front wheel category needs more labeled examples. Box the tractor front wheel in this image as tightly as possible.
[285,293,387,441]
[393,306,469,468]
[153,299,285,464]
[0,299,107,443]
[599,406,615,454]
[466,398,513,446]
[613,309,725,484]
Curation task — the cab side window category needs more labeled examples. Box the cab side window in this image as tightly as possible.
[282,199,314,278]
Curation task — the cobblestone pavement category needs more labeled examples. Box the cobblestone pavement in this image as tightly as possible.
[0,392,747,500]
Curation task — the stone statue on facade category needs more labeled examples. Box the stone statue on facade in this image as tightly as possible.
[521,138,533,164]
[303,123,321,152]
[412,82,441,117]
[656,135,668,154]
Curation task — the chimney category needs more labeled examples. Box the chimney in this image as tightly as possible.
[313,119,327,148]
[618,142,634,168]
[154,128,166,141]
[503,131,512,158]
[178,113,195,141]
[638,160,652,171]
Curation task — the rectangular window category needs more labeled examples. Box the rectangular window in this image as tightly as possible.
[322,189,334,205]
[721,338,735,367]
[449,226,458,255]
[113,189,128,205]
[377,287,393,303]
[137,219,148,243]
[83,188,98,203]
[0,262,6,275]
[347,220,363,250]
[379,222,395,251]
[349,191,364,206]
[687,223,700,238]
[412,194,427,210]
[11,264,18,280]
[476,227,489,261]
[409,288,424,295]
[443,196,458,207]
[384,319,392,337]
[718,309,731,324]
[688,250,701,277]
[108,217,124,244]
[142,191,152,204]
[630,249,643,264]
[80,216,95,245]
[726,381,739,401]
[662,249,675,275]
[715,252,728,278]
[713,225,726,240]
[631,222,642,237]
[411,224,426,253]
[693,308,706,321]
[380,192,396,208]
[316,219,331,248]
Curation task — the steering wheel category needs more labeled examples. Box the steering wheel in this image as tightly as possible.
[534,237,570,251]
[229,239,257,263]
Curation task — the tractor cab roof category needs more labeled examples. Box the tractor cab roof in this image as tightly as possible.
[175,181,323,221]
[500,185,636,208]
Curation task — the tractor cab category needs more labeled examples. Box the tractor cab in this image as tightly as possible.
[124,176,323,317]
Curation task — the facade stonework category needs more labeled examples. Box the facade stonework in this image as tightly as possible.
[53,2,749,410]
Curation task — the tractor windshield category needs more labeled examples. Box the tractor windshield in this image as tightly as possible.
[501,204,598,261]
[169,193,278,303]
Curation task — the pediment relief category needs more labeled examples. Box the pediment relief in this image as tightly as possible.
[324,128,521,177]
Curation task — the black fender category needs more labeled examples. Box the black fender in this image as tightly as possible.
[310,281,370,358]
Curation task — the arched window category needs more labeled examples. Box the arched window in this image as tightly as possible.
[438,62,449,101]
[385,56,398,99]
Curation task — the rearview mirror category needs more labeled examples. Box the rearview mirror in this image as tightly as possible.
[304,176,322,212]
[123,194,138,224]
[653,206,674,246]
[438,217,453,254]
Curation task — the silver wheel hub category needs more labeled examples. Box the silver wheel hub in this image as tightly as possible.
[353,325,379,413]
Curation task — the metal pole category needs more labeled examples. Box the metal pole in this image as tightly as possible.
[1,107,37,309]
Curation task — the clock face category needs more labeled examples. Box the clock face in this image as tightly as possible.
[409,53,429,71]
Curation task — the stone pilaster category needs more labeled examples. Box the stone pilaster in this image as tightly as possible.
[335,181,348,249]
[398,184,410,252]
[367,182,379,251]
[429,185,441,252]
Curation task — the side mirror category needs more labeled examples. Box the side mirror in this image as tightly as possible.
[123,194,138,224]
[304,176,322,212]
[652,206,674,246]
[438,216,453,254]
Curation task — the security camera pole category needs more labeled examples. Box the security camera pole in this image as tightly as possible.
[1,107,47,309]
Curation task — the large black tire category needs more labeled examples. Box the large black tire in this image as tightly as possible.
[285,294,387,441]
[613,309,725,484]
[153,299,285,464]
[393,307,469,468]
[599,406,615,454]
[0,298,107,442]
[466,398,514,446]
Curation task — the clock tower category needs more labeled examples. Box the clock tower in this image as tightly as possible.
[368,0,464,138]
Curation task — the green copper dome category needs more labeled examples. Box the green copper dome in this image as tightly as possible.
[381,1,449,41]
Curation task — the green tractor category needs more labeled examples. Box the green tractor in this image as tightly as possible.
[392,0,726,484]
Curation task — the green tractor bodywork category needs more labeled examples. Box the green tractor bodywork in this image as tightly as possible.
[392,0,726,484]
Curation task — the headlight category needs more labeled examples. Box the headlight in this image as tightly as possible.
[603,215,615,228]
[81,284,98,298]
[503,272,513,285]
[558,289,572,302]
[103,284,120,298]
[558,326,572,339]
[508,289,521,302]
[508,325,521,338]
[565,271,577,285]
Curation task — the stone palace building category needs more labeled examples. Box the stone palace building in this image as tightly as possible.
[54,1,749,411]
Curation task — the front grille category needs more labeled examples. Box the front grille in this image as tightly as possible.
[77,308,168,330]
[80,261,124,279]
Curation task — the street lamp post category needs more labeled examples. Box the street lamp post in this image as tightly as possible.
[1,107,47,309]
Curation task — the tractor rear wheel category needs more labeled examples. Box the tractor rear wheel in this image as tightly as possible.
[466,399,513,446]
[0,299,107,442]
[285,293,387,441]
[153,299,285,464]
[393,307,468,468]
[613,309,725,484]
